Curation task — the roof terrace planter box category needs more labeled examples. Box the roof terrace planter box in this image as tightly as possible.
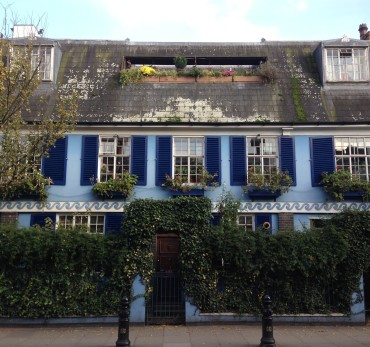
[170,189,205,197]
[141,76,160,83]
[246,187,281,201]
[197,76,233,83]
[233,75,265,83]
[141,75,266,84]
[158,76,196,83]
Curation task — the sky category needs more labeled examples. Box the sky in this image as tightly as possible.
[1,0,369,42]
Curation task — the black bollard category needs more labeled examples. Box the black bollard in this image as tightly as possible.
[260,294,276,347]
[116,296,130,347]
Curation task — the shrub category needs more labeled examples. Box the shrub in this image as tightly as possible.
[120,68,143,85]
[0,225,130,317]
[257,61,278,82]
[174,55,187,69]
[188,66,202,78]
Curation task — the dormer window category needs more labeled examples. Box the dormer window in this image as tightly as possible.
[325,47,369,82]
[31,46,53,81]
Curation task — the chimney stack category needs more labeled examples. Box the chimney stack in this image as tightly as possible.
[358,23,370,40]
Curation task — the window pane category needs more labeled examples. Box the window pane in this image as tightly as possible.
[90,215,105,234]
[247,137,278,175]
[335,137,370,180]
[173,137,204,184]
[174,138,188,155]
[238,214,253,231]
[100,138,115,154]
[99,136,131,180]
[326,48,368,82]
[59,215,73,228]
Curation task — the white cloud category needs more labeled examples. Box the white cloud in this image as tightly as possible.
[287,0,308,12]
[90,0,280,41]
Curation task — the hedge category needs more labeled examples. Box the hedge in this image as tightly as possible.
[0,198,369,318]
[0,224,130,317]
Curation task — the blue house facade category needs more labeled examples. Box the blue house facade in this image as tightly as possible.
[1,25,370,324]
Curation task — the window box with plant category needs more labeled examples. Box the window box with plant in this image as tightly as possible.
[92,136,138,199]
[320,169,370,201]
[162,169,218,197]
[92,171,138,199]
[244,166,292,201]
[0,170,52,203]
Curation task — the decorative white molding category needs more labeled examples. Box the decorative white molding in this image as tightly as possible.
[0,201,128,213]
[2,201,369,214]
[238,201,370,213]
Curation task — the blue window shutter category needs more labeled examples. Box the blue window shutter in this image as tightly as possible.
[206,136,221,185]
[230,136,246,186]
[30,213,56,227]
[105,213,124,236]
[131,136,147,186]
[310,137,335,186]
[279,136,296,186]
[255,214,272,234]
[43,137,67,185]
[156,136,172,186]
[81,135,98,186]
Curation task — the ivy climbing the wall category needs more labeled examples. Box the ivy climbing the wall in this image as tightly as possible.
[123,197,370,315]
[0,200,369,318]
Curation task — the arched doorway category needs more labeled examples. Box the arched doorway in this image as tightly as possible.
[146,234,185,325]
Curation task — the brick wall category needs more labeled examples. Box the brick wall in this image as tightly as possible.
[278,213,294,232]
[0,212,18,225]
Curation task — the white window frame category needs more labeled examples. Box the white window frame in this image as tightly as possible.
[172,136,205,184]
[98,135,131,182]
[56,214,105,234]
[325,47,369,82]
[334,136,370,181]
[247,136,279,179]
[309,216,329,229]
[31,46,53,81]
[238,214,255,231]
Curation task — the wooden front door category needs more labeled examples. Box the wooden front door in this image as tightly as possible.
[156,234,180,272]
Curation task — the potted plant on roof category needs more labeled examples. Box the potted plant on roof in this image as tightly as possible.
[174,55,187,71]
[162,168,218,197]
[92,170,138,199]
[320,168,370,201]
[244,166,292,201]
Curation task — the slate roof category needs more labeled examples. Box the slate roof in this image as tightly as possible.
[26,37,370,124]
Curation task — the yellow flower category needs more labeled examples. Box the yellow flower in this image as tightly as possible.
[139,66,157,76]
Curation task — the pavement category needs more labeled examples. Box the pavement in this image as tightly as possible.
[0,324,370,347]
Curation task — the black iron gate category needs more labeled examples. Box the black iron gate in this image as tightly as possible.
[146,272,185,325]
